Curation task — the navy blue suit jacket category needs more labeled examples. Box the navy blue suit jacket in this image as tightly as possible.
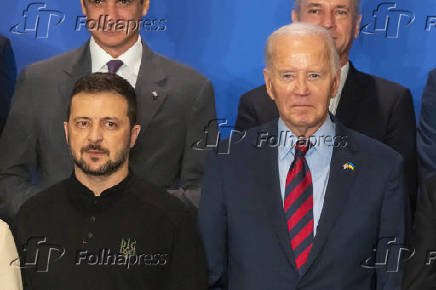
[199,118,408,290]
[0,35,16,135]
[417,68,436,182]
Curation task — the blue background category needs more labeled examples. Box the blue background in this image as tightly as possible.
[1,0,435,129]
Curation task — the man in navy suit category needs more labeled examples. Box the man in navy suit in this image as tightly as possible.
[0,35,16,135]
[417,68,436,182]
[199,23,407,290]
[235,0,417,212]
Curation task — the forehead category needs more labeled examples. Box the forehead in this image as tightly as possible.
[271,34,330,69]
[299,0,353,9]
[70,92,128,118]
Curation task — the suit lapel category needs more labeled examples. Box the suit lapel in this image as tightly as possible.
[299,121,359,277]
[254,121,297,271]
[335,62,365,129]
[134,41,168,131]
[58,42,92,103]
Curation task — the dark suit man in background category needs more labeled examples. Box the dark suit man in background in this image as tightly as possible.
[199,22,407,290]
[402,172,436,290]
[417,68,436,182]
[0,35,16,135]
[235,0,417,211]
[0,0,216,219]
[15,73,207,290]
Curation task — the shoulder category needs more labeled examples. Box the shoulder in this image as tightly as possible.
[130,177,195,226]
[352,67,410,100]
[21,46,82,77]
[0,35,10,49]
[17,179,70,222]
[150,51,210,87]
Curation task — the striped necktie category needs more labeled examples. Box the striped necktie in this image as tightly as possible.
[283,139,313,271]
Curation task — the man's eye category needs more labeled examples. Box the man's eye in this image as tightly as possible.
[90,0,104,4]
[282,73,294,79]
[104,121,117,129]
[336,10,348,15]
[117,0,132,4]
[76,121,89,128]
[309,73,321,79]
[307,9,320,15]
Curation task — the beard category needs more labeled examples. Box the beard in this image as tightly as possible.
[71,144,130,177]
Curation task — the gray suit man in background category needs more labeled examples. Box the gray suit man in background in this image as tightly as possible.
[0,0,217,220]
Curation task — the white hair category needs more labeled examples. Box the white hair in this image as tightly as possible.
[265,22,339,75]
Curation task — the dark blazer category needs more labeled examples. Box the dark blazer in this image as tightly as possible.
[0,35,16,135]
[199,118,408,290]
[0,40,216,219]
[235,63,417,211]
[402,173,436,290]
[417,68,436,182]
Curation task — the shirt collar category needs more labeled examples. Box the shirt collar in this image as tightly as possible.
[338,62,350,96]
[277,115,335,160]
[90,36,143,73]
[66,169,135,212]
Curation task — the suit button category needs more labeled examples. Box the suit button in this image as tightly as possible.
[90,216,96,223]
[88,232,94,239]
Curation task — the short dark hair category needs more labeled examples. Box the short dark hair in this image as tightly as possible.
[68,73,137,127]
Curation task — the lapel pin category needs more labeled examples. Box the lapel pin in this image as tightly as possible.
[343,162,355,171]
[152,91,159,100]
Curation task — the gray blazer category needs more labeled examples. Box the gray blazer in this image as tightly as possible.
[0,40,217,218]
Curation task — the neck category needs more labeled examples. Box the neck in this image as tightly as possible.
[95,34,139,58]
[339,53,349,68]
[284,114,328,139]
[74,162,129,196]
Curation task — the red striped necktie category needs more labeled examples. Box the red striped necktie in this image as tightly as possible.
[283,139,313,271]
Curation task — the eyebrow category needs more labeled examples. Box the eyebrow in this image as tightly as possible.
[72,117,121,121]
[305,3,350,9]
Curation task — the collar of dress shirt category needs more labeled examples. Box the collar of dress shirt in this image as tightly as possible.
[89,35,143,76]
[277,115,336,161]
[329,62,350,115]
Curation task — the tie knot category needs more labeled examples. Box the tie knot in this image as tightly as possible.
[107,60,123,74]
[295,139,310,156]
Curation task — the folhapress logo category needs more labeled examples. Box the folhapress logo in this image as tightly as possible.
[10,2,65,39]
[361,2,415,38]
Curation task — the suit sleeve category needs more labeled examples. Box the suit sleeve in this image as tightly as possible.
[376,156,408,290]
[198,153,227,290]
[384,87,417,212]
[402,176,436,290]
[235,92,259,131]
[179,79,217,206]
[0,38,17,134]
[417,70,436,182]
[166,211,208,290]
[0,67,39,220]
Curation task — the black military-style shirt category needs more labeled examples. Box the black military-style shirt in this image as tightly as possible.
[15,172,207,290]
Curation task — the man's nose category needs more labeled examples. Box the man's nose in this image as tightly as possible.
[88,125,103,143]
[320,10,336,30]
[294,75,309,95]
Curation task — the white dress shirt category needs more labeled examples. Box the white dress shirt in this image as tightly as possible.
[329,62,350,115]
[89,36,143,88]
[0,219,22,290]
[278,116,335,236]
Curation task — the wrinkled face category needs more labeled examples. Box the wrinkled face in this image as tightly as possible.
[264,34,339,136]
[292,0,361,62]
[64,92,140,176]
[80,0,149,54]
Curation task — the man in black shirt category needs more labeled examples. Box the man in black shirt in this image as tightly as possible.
[14,73,207,290]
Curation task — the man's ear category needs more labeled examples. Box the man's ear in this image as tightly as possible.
[263,68,275,101]
[64,122,70,145]
[80,0,87,16]
[354,14,362,38]
[129,125,141,148]
[142,0,150,17]
[291,9,298,23]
